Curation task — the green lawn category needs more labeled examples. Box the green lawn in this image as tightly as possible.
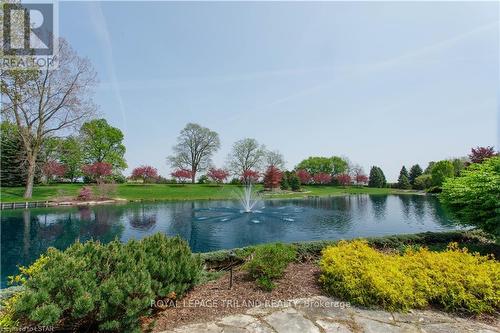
[0,183,418,202]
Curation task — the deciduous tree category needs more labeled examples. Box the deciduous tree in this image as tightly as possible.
[313,173,332,185]
[1,39,97,197]
[468,146,497,164]
[296,169,312,184]
[59,136,84,182]
[171,169,192,183]
[227,138,266,176]
[207,168,230,184]
[336,173,352,186]
[265,150,285,169]
[82,162,112,183]
[241,169,260,184]
[131,165,158,183]
[263,166,282,190]
[80,119,127,170]
[167,123,220,183]
[441,156,500,236]
[43,161,66,182]
[296,156,348,176]
[431,160,454,187]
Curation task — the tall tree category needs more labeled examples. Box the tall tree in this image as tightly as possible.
[368,166,386,188]
[1,39,97,197]
[265,150,285,169]
[296,156,348,176]
[0,122,28,186]
[227,138,266,177]
[408,164,423,186]
[167,123,220,183]
[80,119,127,171]
[397,166,411,189]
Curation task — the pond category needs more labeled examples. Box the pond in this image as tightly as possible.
[1,194,458,288]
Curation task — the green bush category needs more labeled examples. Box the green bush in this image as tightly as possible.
[320,240,500,314]
[431,160,455,187]
[7,234,201,332]
[244,243,296,291]
[441,156,500,237]
[413,174,432,190]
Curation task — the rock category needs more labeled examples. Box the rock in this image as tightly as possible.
[263,307,320,333]
[218,314,257,328]
[354,316,419,333]
[316,319,353,333]
[173,322,223,333]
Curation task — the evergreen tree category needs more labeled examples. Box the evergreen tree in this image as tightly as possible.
[397,166,411,189]
[368,166,387,188]
[408,164,423,186]
[1,122,26,186]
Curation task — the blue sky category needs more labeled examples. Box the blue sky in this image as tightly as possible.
[60,1,499,180]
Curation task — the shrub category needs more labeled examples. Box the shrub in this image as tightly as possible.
[95,182,117,199]
[244,243,296,291]
[413,174,432,190]
[320,240,500,314]
[441,156,500,237]
[287,172,301,191]
[7,234,201,332]
[229,177,242,185]
[77,186,93,201]
[430,160,454,187]
[197,174,209,184]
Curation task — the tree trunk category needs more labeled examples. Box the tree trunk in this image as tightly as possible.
[191,170,196,184]
[23,157,36,198]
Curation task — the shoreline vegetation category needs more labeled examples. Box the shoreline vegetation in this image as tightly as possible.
[0,183,422,204]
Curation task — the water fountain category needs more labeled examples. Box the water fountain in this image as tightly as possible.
[236,182,261,213]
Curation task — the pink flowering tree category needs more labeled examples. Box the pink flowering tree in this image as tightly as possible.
[296,169,312,184]
[336,173,352,186]
[82,162,113,183]
[207,168,230,184]
[171,169,193,183]
[313,172,332,185]
[241,169,260,184]
[131,165,159,183]
[355,174,369,185]
[43,161,66,183]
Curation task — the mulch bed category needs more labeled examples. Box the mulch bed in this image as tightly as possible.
[145,262,323,332]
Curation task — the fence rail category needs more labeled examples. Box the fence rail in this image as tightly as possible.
[0,201,52,210]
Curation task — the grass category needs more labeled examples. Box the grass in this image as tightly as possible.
[0,183,418,203]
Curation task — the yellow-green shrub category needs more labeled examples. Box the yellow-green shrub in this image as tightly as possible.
[319,240,500,314]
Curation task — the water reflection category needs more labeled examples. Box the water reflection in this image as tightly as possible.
[369,195,388,220]
[1,195,458,288]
